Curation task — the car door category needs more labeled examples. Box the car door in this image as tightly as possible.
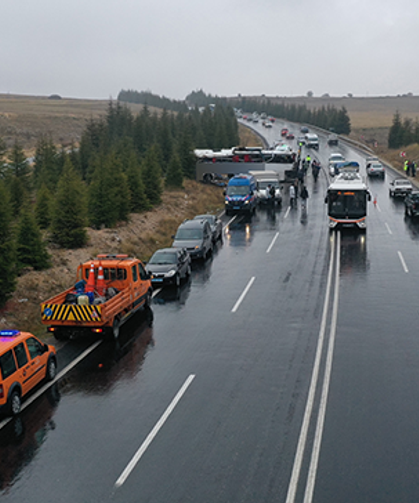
[12,342,34,396]
[25,337,48,386]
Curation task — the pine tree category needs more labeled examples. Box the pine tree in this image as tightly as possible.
[7,176,28,218]
[141,145,163,205]
[0,181,16,307]
[33,137,59,190]
[51,158,87,248]
[165,152,184,188]
[113,159,131,223]
[7,142,31,192]
[125,151,150,212]
[88,154,118,229]
[16,206,51,272]
[388,111,404,149]
[35,183,53,229]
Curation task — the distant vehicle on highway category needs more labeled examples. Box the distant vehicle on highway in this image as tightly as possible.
[389,178,413,197]
[300,126,309,133]
[264,121,273,128]
[366,161,385,178]
[286,131,295,140]
[328,133,338,146]
[329,153,346,176]
[281,128,289,137]
[404,191,419,217]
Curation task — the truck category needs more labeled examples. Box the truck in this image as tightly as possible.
[305,133,319,150]
[41,254,153,340]
[249,170,283,205]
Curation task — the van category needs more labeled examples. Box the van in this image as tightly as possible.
[224,174,257,216]
[0,330,57,416]
[249,170,282,205]
[305,133,319,150]
[172,219,213,260]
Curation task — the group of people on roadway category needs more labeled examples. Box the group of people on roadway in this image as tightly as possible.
[404,159,417,177]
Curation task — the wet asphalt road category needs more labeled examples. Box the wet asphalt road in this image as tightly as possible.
[2,125,419,502]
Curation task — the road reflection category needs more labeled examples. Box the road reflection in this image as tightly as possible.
[0,385,60,492]
[339,230,369,275]
[403,213,419,240]
[58,307,155,395]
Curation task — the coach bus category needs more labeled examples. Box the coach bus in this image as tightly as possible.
[325,171,371,230]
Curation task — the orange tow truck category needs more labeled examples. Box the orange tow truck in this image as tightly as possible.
[41,254,153,340]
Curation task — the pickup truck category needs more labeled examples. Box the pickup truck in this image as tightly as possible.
[41,254,153,340]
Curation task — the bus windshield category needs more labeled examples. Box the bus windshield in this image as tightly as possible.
[328,189,367,219]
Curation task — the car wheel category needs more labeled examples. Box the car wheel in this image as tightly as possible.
[46,358,57,381]
[186,264,191,277]
[9,390,21,416]
[112,318,120,340]
[389,190,393,197]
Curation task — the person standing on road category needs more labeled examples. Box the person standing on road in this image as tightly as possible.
[300,184,309,210]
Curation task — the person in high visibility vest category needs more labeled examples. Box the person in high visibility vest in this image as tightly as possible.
[404,160,409,175]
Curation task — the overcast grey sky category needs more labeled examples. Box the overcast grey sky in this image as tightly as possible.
[1,0,417,100]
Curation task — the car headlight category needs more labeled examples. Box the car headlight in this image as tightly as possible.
[244,200,249,204]
[165,269,176,277]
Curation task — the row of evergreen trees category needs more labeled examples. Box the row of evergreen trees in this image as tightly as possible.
[388,111,419,149]
[118,90,189,112]
[0,102,239,307]
[119,89,351,135]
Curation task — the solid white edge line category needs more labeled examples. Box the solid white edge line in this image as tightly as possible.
[398,250,409,273]
[266,232,280,254]
[115,374,196,488]
[231,277,255,313]
[0,339,103,431]
[375,202,381,212]
[285,232,336,503]
[385,222,393,235]
[303,232,341,503]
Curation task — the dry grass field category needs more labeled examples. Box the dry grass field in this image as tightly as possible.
[0,94,151,153]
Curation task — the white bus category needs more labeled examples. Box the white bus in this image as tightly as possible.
[325,172,371,230]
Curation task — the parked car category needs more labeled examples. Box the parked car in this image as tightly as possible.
[193,214,223,242]
[0,330,57,416]
[328,153,345,176]
[172,219,213,260]
[366,161,385,178]
[404,191,419,217]
[146,248,191,287]
[389,178,413,197]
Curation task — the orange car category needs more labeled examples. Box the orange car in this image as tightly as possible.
[0,330,57,416]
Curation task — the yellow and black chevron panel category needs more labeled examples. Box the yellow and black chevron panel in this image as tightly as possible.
[42,303,102,322]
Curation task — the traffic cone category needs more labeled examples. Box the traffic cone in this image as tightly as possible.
[85,262,96,293]
[373,195,377,205]
[96,262,106,297]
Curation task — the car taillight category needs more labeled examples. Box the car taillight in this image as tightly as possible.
[0,384,3,399]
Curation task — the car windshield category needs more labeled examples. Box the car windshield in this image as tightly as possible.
[149,252,177,265]
[395,180,410,185]
[195,215,215,224]
[175,228,203,240]
[330,155,344,162]
[227,185,250,196]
